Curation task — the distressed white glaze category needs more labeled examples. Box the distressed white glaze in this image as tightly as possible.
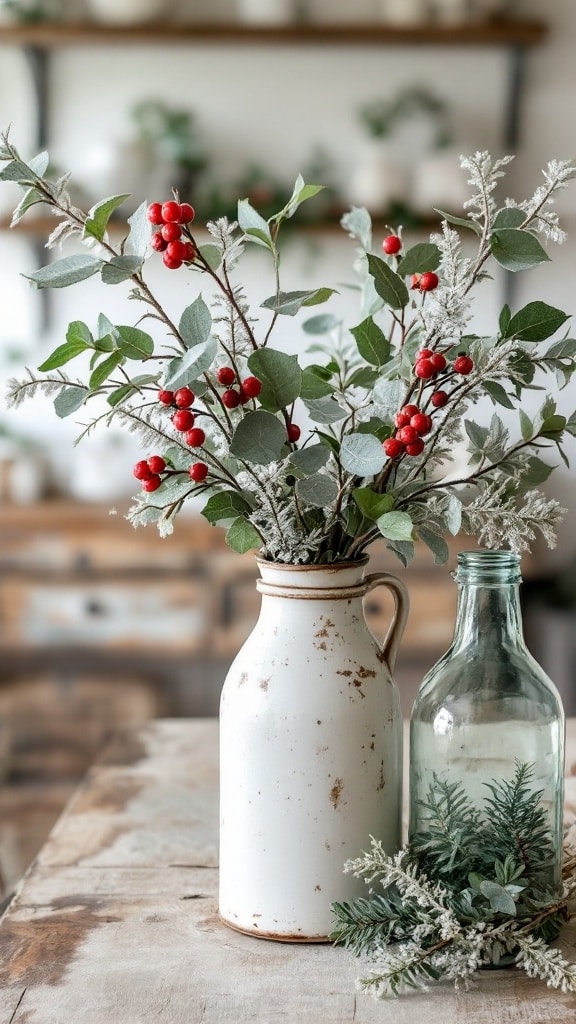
[218,559,409,941]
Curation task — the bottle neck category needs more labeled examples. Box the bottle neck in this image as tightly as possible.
[451,550,526,652]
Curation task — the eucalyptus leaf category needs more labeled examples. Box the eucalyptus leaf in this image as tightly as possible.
[125,200,152,259]
[300,368,335,400]
[289,444,329,474]
[237,198,273,248]
[376,510,414,541]
[53,385,87,418]
[229,410,287,465]
[24,254,102,289]
[350,317,391,367]
[493,207,526,229]
[101,255,142,284]
[179,295,212,347]
[163,337,217,389]
[417,526,449,565]
[295,474,338,508]
[117,326,154,360]
[202,490,253,525]
[372,377,405,422]
[479,880,517,916]
[302,313,341,335]
[340,206,372,250]
[198,243,223,270]
[304,397,347,424]
[261,288,336,317]
[491,229,550,272]
[340,433,386,477]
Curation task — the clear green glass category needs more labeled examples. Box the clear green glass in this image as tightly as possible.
[409,550,565,890]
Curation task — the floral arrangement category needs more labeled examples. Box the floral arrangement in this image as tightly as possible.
[2,130,576,567]
[332,764,576,997]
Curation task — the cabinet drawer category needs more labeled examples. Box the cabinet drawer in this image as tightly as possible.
[0,579,211,651]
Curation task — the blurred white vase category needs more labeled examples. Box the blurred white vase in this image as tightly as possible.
[347,141,407,215]
[378,0,428,24]
[412,147,470,216]
[86,0,165,24]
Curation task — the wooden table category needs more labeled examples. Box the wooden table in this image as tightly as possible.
[1,719,576,1023]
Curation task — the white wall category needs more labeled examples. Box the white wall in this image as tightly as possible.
[0,1,575,557]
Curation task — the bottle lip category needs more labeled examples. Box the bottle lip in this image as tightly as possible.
[454,549,522,584]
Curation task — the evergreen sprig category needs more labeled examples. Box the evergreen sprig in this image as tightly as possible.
[331,763,576,998]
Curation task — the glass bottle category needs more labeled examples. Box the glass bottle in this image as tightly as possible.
[409,550,565,891]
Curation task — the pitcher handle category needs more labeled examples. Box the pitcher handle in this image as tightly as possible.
[363,572,410,675]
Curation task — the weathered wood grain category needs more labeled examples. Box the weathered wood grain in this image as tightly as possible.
[0,718,574,1024]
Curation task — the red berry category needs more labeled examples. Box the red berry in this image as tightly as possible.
[182,241,197,262]
[429,352,447,372]
[151,232,167,252]
[189,461,208,483]
[174,386,195,409]
[287,423,301,443]
[454,353,474,375]
[431,390,449,408]
[394,411,412,429]
[238,386,252,405]
[382,234,402,255]
[147,455,166,474]
[241,376,262,399]
[416,349,434,361]
[133,459,152,481]
[396,425,419,445]
[405,438,425,457]
[161,222,182,243]
[217,366,236,386]
[410,413,432,436]
[185,427,206,448]
[162,251,183,270]
[410,273,422,290]
[415,358,435,380]
[222,389,241,409]
[172,409,195,432]
[419,271,439,292]
[142,474,162,492]
[179,202,195,224]
[161,200,181,223]
[166,239,188,262]
[147,202,164,225]
[383,437,404,458]
[400,403,420,418]
[158,389,174,406]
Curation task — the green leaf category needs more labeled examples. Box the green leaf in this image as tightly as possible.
[273,174,324,222]
[304,397,346,424]
[352,488,394,521]
[125,200,152,259]
[340,206,372,250]
[289,444,329,475]
[88,351,124,390]
[116,326,154,360]
[198,243,222,271]
[53,385,86,418]
[237,198,273,249]
[295,474,338,508]
[417,526,449,565]
[507,301,569,342]
[356,417,390,441]
[24,254,102,289]
[540,414,566,438]
[101,255,143,284]
[372,377,405,421]
[247,348,302,412]
[10,186,45,225]
[350,317,391,367]
[229,410,287,465]
[201,490,253,526]
[397,242,441,277]
[377,510,414,542]
[179,295,212,347]
[483,379,515,409]
[490,229,550,272]
[300,368,335,400]
[479,880,517,916]
[366,254,409,309]
[519,409,533,441]
[499,304,511,337]
[225,517,261,554]
[493,207,526,229]
[302,313,340,335]
[261,288,336,317]
[347,367,379,389]
[37,321,93,370]
[0,157,36,182]
[340,433,386,477]
[434,208,482,234]
[163,338,217,389]
[386,540,415,566]
[84,193,130,242]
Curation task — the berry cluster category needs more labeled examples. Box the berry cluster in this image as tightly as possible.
[216,366,262,408]
[383,347,475,461]
[133,454,166,492]
[147,200,197,270]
